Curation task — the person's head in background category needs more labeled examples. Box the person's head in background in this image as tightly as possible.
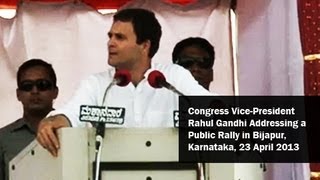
[108,8,162,71]
[16,59,58,125]
[172,37,215,90]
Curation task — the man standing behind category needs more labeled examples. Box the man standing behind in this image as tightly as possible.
[0,59,59,180]
[172,37,215,90]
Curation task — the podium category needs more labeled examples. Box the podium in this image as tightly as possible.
[9,128,264,180]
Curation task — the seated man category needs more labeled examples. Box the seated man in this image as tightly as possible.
[0,59,59,180]
[172,37,215,90]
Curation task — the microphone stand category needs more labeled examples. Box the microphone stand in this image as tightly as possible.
[94,81,114,180]
[94,123,105,180]
[148,71,204,179]
[161,81,191,105]
[165,83,204,180]
[93,70,130,180]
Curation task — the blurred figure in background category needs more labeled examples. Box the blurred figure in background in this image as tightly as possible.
[172,37,215,90]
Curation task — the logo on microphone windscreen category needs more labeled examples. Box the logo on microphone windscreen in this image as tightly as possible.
[79,105,125,124]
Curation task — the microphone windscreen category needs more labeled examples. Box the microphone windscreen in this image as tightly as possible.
[148,70,166,88]
[114,69,131,86]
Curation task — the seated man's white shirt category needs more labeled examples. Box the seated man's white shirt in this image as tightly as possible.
[51,63,214,127]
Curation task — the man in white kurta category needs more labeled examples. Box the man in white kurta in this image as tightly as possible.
[36,8,214,157]
[52,62,211,128]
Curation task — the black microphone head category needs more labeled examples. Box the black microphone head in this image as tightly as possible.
[114,69,131,86]
[148,70,166,88]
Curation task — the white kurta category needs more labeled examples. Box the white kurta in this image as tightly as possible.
[51,63,214,127]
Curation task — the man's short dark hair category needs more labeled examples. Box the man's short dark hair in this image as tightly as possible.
[114,8,162,58]
[17,59,57,87]
[172,37,215,68]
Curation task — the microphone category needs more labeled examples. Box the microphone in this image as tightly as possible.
[147,70,191,128]
[148,71,204,177]
[101,69,131,105]
[79,69,131,180]
[80,69,130,142]
[113,69,131,87]
[98,69,130,137]
[147,70,185,96]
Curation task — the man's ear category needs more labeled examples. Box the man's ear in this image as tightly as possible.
[16,88,22,102]
[141,40,151,54]
[209,69,214,82]
[53,87,59,99]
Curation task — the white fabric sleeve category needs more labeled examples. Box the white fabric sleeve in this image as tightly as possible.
[167,64,217,96]
[49,74,102,127]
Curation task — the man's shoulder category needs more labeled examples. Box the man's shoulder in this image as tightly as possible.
[151,63,215,95]
[153,63,185,71]
[89,69,114,78]
[152,63,188,77]
[82,69,115,83]
[0,119,23,140]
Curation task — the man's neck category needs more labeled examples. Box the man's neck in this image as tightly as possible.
[128,60,151,86]
[23,110,51,131]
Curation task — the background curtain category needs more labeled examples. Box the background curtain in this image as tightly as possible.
[0,0,312,179]
[237,0,303,96]
[237,0,308,180]
[298,0,320,96]
[0,0,233,127]
[297,0,320,176]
